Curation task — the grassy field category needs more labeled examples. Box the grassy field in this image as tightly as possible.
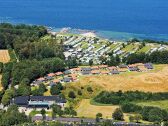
[68,64,168,93]
[137,100,168,110]
[76,99,133,121]
[0,50,10,63]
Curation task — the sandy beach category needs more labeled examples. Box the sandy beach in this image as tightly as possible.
[81,32,97,37]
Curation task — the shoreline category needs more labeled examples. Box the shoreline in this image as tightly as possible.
[1,21,168,41]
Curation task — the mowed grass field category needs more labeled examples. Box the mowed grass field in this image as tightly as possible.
[76,99,132,121]
[0,50,10,63]
[137,100,168,111]
[72,64,168,92]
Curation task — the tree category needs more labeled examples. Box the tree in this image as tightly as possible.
[78,90,82,96]
[50,83,63,95]
[112,108,124,121]
[1,89,15,106]
[148,108,163,123]
[40,109,46,120]
[96,113,103,118]
[89,59,93,66]
[134,114,142,123]
[87,87,93,93]
[163,121,168,126]
[51,104,63,118]
[39,83,46,93]
[68,91,76,99]
[17,83,31,96]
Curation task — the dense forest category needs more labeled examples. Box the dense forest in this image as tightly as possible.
[0,23,64,60]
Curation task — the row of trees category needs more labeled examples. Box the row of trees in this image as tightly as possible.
[123,51,168,64]
[11,57,65,86]
[94,90,168,105]
[121,103,168,123]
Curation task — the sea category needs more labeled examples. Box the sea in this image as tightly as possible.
[0,0,168,41]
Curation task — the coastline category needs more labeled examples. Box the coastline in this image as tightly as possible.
[51,27,168,42]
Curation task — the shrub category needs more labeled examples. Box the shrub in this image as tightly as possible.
[68,91,76,99]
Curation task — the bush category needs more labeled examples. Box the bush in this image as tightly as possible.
[121,102,142,113]
[77,90,82,96]
[68,91,76,99]
[87,87,93,93]
[112,108,124,121]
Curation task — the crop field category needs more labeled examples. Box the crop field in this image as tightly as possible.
[71,64,168,92]
[0,50,10,63]
[137,100,168,110]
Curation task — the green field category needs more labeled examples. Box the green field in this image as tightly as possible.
[122,43,138,52]
[137,100,168,110]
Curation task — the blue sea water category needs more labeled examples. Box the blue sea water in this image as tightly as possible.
[0,0,168,41]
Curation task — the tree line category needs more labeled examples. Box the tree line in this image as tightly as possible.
[94,91,168,124]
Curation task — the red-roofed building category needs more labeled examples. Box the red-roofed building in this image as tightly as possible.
[47,73,55,77]
[108,66,117,70]
[55,72,63,76]
[91,66,99,70]
[99,65,108,69]
[101,71,109,75]
[91,70,100,75]
[37,77,45,81]
[53,79,60,83]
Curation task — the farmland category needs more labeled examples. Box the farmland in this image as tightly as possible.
[0,50,10,63]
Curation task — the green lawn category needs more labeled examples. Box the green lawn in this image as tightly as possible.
[137,46,151,53]
[109,43,121,50]
[93,43,101,51]
[122,44,138,52]
[136,100,168,110]
[81,41,88,49]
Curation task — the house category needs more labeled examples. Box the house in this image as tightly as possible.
[50,79,60,86]
[111,70,120,74]
[91,66,99,70]
[11,96,66,108]
[128,65,139,71]
[64,70,71,75]
[144,63,153,69]
[68,74,78,81]
[91,70,100,75]
[35,77,45,85]
[118,64,127,68]
[101,71,109,75]
[98,65,108,69]
[62,77,72,83]
[81,67,92,75]
[55,72,63,76]
[47,73,55,77]
[108,66,117,70]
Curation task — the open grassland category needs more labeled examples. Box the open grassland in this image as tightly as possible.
[0,50,10,63]
[76,99,132,121]
[71,64,168,92]
[137,100,168,110]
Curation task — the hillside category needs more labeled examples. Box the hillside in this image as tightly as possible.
[65,64,168,93]
[54,33,168,64]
